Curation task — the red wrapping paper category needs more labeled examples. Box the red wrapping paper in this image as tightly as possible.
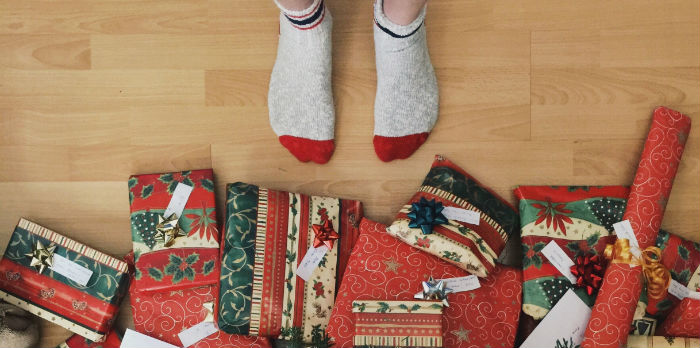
[125,253,271,348]
[657,298,700,337]
[327,218,522,348]
[583,107,692,348]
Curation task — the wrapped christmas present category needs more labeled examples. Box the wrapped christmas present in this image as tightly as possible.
[351,300,443,347]
[583,106,692,348]
[125,252,272,348]
[327,218,522,348]
[57,330,122,348]
[657,297,700,338]
[515,185,629,322]
[129,169,220,293]
[0,218,129,342]
[217,182,363,343]
[386,155,520,277]
[626,335,700,348]
[631,229,700,336]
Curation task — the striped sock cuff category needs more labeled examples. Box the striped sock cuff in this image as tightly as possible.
[374,0,426,38]
[276,0,326,30]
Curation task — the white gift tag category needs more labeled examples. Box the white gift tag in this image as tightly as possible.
[443,275,481,292]
[442,207,480,225]
[296,245,329,281]
[520,290,591,348]
[541,241,577,284]
[668,279,689,300]
[163,182,194,219]
[50,254,93,286]
[413,275,480,297]
[613,220,641,257]
[179,321,218,347]
[121,329,179,348]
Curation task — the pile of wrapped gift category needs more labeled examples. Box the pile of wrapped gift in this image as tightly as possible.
[0,106,697,348]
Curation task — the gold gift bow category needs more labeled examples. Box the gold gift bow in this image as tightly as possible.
[604,238,671,301]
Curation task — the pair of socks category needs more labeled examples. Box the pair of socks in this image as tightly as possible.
[268,0,438,163]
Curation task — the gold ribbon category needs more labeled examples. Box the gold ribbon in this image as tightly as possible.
[604,238,671,301]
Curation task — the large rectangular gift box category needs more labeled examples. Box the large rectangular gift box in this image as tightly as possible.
[217,182,363,343]
[129,169,220,293]
[0,219,129,342]
[126,252,272,348]
[351,300,444,347]
[327,218,522,348]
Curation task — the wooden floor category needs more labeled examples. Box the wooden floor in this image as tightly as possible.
[1,0,699,346]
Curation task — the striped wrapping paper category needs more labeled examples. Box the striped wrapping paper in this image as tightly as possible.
[386,155,519,278]
[0,219,129,342]
[352,300,444,348]
[583,107,692,348]
[217,182,363,343]
[56,330,122,348]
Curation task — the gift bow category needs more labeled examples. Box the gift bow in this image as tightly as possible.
[570,253,605,296]
[407,198,449,235]
[604,238,671,301]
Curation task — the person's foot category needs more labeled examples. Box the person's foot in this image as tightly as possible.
[268,0,335,164]
[373,0,438,162]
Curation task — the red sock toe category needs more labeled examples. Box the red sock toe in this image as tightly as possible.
[279,135,335,164]
[373,132,429,162]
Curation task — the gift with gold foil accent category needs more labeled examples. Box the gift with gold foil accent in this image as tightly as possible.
[57,330,122,348]
[217,182,363,343]
[386,155,519,277]
[351,300,444,347]
[583,107,692,348]
[327,218,522,348]
[0,219,129,342]
[128,169,220,293]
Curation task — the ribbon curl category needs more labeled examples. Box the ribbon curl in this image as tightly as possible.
[570,253,606,296]
[407,198,448,235]
[604,238,671,301]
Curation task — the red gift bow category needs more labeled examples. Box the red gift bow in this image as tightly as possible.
[570,253,606,296]
[312,219,339,249]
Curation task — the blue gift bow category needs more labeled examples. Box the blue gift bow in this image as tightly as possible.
[407,197,448,235]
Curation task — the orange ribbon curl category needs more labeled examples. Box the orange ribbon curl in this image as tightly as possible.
[604,238,671,301]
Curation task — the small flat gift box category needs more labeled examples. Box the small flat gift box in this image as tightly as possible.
[0,218,129,342]
[351,300,444,348]
[129,169,220,293]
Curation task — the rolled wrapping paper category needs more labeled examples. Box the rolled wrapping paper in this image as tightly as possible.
[582,107,692,348]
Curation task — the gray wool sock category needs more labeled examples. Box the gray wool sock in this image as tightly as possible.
[373,0,438,161]
[268,0,335,163]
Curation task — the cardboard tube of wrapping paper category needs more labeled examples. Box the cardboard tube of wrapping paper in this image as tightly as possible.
[582,107,692,348]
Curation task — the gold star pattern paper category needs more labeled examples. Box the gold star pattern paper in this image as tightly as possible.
[382,257,402,274]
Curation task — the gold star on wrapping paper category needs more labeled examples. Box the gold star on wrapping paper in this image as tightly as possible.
[202,301,215,322]
[453,325,471,343]
[25,241,57,274]
[155,214,185,247]
[382,257,402,274]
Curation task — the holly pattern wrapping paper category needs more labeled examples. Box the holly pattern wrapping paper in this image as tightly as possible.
[0,219,129,342]
[129,169,220,293]
[327,218,522,348]
[386,155,520,278]
[57,330,122,348]
[126,252,272,348]
[217,182,363,342]
[515,185,629,321]
[583,107,692,348]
